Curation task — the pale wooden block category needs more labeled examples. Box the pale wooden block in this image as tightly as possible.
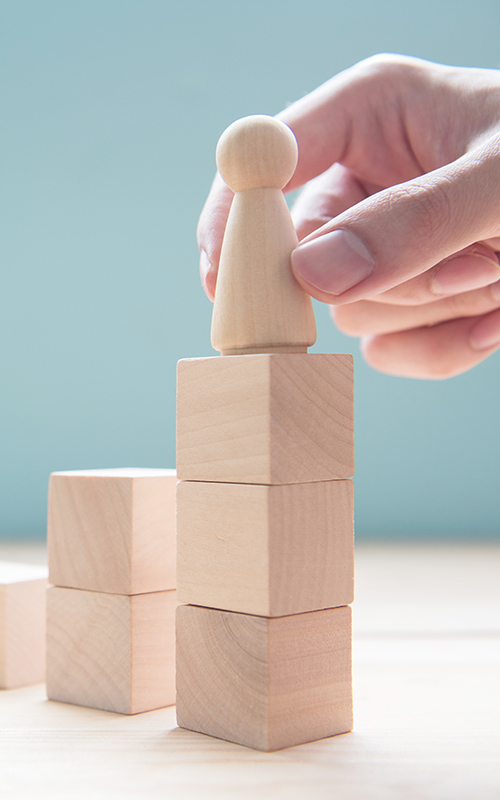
[46,586,176,714]
[176,604,352,751]
[48,468,177,594]
[176,354,353,484]
[0,562,48,689]
[177,479,353,616]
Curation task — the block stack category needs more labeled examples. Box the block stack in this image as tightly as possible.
[46,468,177,714]
[175,116,354,751]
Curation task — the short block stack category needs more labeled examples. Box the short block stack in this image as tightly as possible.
[175,116,355,751]
[46,468,177,714]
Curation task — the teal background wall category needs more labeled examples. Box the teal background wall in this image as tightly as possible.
[1,0,499,539]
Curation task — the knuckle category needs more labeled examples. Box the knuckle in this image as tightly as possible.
[388,181,453,245]
[353,53,423,87]
[444,290,490,317]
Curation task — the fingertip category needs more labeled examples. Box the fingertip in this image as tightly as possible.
[469,307,500,350]
[197,174,234,300]
[290,253,338,304]
[200,249,216,302]
[330,303,363,336]
[291,229,375,297]
[359,335,379,368]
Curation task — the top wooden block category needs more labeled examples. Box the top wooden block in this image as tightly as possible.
[48,468,177,595]
[176,353,353,484]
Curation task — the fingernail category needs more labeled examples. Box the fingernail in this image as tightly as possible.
[292,229,375,295]
[431,254,500,295]
[470,308,500,350]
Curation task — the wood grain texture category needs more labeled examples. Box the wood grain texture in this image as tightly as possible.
[176,354,354,484]
[46,586,176,714]
[48,468,177,594]
[1,543,499,800]
[176,604,352,751]
[0,562,48,689]
[177,479,354,616]
[211,116,316,356]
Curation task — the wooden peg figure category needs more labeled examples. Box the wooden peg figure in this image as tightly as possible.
[211,115,317,355]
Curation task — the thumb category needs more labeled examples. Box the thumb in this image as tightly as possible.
[291,137,500,304]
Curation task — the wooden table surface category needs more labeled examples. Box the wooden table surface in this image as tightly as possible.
[1,541,499,800]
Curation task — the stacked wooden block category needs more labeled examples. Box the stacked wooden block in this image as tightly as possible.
[46,468,177,714]
[175,116,355,751]
[0,562,48,689]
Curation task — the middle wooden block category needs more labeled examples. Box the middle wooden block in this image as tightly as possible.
[177,479,354,617]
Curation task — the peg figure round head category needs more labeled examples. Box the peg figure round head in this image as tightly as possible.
[216,115,298,192]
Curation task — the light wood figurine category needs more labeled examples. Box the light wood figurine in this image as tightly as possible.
[211,115,316,355]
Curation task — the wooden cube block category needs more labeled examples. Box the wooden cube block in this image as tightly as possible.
[176,354,353,484]
[176,604,352,751]
[48,468,177,594]
[46,586,176,714]
[177,479,353,616]
[0,562,48,689]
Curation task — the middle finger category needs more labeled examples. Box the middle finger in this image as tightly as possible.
[332,281,500,336]
[372,244,500,305]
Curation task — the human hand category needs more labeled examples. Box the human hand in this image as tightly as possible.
[197,55,500,378]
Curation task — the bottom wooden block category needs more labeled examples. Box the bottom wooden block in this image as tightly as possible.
[176,604,352,751]
[0,562,48,689]
[47,586,176,714]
